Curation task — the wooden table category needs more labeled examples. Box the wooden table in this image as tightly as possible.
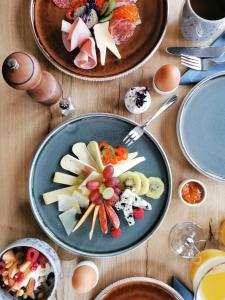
[0,0,225,299]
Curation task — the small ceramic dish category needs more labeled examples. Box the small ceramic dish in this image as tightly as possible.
[178,179,207,207]
[0,238,61,300]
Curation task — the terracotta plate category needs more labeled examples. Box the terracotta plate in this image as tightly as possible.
[95,277,184,300]
[30,0,168,81]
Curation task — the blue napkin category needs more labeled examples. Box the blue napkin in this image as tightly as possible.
[180,31,225,85]
[172,276,194,300]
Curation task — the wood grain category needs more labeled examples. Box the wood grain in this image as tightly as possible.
[0,1,224,299]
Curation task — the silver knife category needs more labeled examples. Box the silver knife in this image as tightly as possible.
[166,46,225,58]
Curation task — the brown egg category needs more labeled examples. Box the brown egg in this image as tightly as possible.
[72,262,99,294]
[154,64,181,93]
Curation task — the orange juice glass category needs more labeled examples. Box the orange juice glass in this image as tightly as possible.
[190,249,225,300]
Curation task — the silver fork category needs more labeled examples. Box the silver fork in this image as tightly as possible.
[181,54,225,71]
[123,95,178,147]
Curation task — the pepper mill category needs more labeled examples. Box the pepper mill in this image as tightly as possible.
[2,51,62,106]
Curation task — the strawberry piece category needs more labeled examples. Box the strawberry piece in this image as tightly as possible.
[105,203,120,229]
[26,248,40,263]
[0,262,6,275]
[111,227,121,238]
[37,255,48,269]
[14,272,24,283]
[96,0,104,9]
[99,203,108,234]
[30,262,39,271]
[8,278,15,288]
[133,208,144,220]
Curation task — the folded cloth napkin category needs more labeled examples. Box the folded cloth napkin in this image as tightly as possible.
[172,276,194,300]
[180,31,225,85]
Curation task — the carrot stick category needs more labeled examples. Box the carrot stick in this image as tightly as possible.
[73,203,96,232]
[89,205,100,240]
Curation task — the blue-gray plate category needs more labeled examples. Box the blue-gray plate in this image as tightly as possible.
[29,114,172,257]
[177,72,225,181]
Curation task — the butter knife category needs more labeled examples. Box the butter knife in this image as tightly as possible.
[166,46,225,58]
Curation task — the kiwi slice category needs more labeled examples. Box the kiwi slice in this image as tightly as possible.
[135,172,149,196]
[147,177,165,199]
[119,172,141,194]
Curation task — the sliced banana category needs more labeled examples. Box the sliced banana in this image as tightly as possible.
[147,177,165,199]
[135,172,149,196]
[119,171,141,195]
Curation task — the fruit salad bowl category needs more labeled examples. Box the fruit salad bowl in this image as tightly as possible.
[0,238,61,300]
[29,113,172,257]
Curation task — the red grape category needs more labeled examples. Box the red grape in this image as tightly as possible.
[86,180,101,190]
[105,177,120,187]
[103,165,114,179]
[114,186,122,196]
[108,193,119,206]
[88,190,101,202]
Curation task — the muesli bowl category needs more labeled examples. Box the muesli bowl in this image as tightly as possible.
[0,238,61,300]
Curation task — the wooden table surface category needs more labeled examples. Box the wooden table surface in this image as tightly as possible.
[0,0,225,299]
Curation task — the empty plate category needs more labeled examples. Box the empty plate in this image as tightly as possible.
[177,72,225,181]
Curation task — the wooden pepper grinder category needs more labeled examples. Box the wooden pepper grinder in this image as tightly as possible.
[2,51,62,105]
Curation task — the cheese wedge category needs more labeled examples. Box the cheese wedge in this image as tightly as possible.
[87,141,104,171]
[60,154,96,175]
[53,172,78,186]
[72,143,98,168]
[114,157,146,177]
[58,195,81,214]
[43,186,76,205]
[59,207,77,236]
[94,22,121,66]
[72,190,89,208]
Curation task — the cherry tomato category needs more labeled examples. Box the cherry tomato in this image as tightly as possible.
[115,146,128,161]
[110,155,118,164]
[66,0,86,21]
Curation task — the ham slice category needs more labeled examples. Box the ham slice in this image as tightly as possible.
[74,37,97,69]
[61,18,91,52]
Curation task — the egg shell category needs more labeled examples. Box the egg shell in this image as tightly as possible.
[72,261,99,294]
[154,64,180,93]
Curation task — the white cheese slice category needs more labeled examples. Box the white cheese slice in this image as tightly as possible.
[72,190,89,208]
[87,141,104,171]
[114,156,146,177]
[94,22,121,66]
[53,172,78,186]
[59,207,77,236]
[60,154,96,175]
[72,143,98,169]
[43,186,76,205]
[58,195,81,214]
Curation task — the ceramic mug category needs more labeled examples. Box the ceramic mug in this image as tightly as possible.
[0,238,61,300]
[181,0,225,42]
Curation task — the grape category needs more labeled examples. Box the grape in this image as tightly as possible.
[103,187,114,200]
[103,165,114,179]
[114,186,122,196]
[108,193,119,206]
[88,190,101,202]
[105,177,120,187]
[86,180,101,190]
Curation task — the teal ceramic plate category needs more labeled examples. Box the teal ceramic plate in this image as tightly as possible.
[29,114,172,257]
[177,72,225,181]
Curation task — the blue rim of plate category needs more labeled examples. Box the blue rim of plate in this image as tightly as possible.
[177,71,225,182]
[29,113,172,257]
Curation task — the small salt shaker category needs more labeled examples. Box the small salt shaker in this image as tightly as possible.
[59,96,75,116]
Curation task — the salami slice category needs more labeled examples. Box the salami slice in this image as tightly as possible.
[109,18,136,45]
[52,0,71,9]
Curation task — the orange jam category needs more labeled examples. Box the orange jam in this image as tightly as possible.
[182,181,205,204]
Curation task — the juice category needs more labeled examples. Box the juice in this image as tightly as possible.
[196,263,225,300]
[190,249,225,292]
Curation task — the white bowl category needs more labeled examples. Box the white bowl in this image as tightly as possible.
[178,179,207,207]
[0,238,61,300]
